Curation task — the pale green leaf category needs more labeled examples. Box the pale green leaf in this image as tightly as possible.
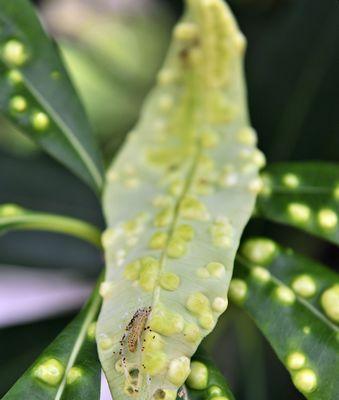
[97,0,262,399]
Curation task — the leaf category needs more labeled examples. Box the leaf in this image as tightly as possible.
[0,0,104,194]
[97,0,263,399]
[185,348,235,400]
[231,237,339,399]
[2,278,102,400]
[257,162,339,245]
[0,203,102,248]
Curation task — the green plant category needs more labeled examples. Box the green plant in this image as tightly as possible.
[0,0,338,399]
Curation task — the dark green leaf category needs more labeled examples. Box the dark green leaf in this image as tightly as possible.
[0,203,102,248]
[257,163,339,245]
[2,278,102,400]
[230,237,339,399]
[0,0,104,193]
[185,348,235,400]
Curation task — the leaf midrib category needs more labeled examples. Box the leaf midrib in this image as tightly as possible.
[23,77,103,191]
[54,289,101,400]
[0,11,103,192]
[150,61,202,311]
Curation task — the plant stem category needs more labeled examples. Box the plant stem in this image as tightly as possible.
[2,213,102,248]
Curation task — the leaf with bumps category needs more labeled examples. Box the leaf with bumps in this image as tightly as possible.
[257,163,339,245]
[0,203,102,248]
[186,348,235,400]
[2,279,102,400]
[0,0,104,194]
[97,0,263,399]
[231,237,339,399]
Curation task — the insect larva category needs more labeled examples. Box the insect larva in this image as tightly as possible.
[116,306,152,392]
[127,307,151,353]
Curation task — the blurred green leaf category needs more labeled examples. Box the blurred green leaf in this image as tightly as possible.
[0,203,102,248]
[257,163,339,245]
[2,278,102,400]
[185,348,235,400]
[0,0,104,194]
[0,150,103,277]
[231,237,339,399]
[59,43,138,141]
[0,116,37,155]
[38,0,173,161]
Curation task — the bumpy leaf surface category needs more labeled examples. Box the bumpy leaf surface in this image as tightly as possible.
[257,162,339,245]
[186,348,235,400]
[231,237,339,399]
[97,0,263,399]
[0,203,101,248]
[0,0,104,193]
[2,280,102,400]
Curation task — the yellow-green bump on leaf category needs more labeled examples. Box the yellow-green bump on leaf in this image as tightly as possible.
[97,0,261,398]
[3,277,102,400]
[256,163,339,245]
[186,361,208,389]
[188,349,236,400]
[234,241,339,399]
[0,0,104,193]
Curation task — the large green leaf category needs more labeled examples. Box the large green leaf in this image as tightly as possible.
[185,348,235,400]
[97,0,263,399]
[257,163,339,245]
[0,203,101,248]
[231,237,339,399]
[0,0,104,193]
[2,278,102,400]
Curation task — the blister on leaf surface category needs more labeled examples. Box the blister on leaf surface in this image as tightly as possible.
[97,0,262,398]
[233,238,339,399]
